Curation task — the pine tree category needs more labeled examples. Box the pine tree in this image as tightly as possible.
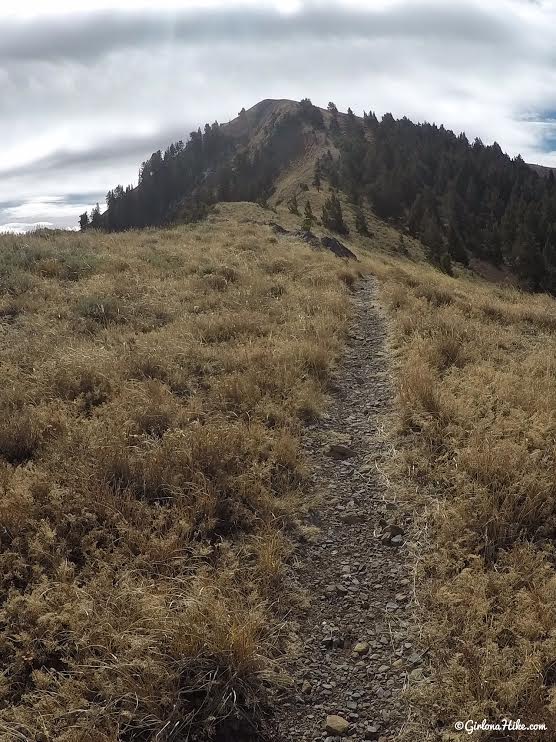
[512,223,544,290]
[542,225,556,292]
[299,98,324,129]
[447,222,468,265]
[420,211,444,264]
[329,116,340,138]
[313,163,322,192]
[397,233,408,254]
[327,102,340,139]
[90,203,102,229]
[302,200,315,231]
[287,193,299,215]
[79,212,89,231]
[355,207,369,235]
[440,253,453,276]
[322,193,349,235]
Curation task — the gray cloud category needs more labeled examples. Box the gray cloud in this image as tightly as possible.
[0,4,518,64]
[0,126,192,181]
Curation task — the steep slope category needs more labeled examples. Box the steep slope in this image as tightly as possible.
[222,98,301,142]
[8,103,556,741]
[528,162,556,178]
[92,99,330,232]
[325,113,556,292]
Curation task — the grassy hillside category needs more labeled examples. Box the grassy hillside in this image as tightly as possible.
[0,203,358,741]
[5,169,556,740]
[368,254,556,737]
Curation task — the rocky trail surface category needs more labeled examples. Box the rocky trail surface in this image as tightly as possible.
[268,277,416,741]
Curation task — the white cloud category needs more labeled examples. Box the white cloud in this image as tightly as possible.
[0,221,54,234]
[2,0,556,229]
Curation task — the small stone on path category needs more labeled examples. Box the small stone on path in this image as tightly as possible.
[326,443,356,460]
[325,715,350,736]
[353,641,370,655]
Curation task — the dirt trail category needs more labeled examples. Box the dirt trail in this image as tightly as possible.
[269,277,414,741]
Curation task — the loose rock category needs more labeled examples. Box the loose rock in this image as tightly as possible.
[325,715,350,736]
[326,443,356,460]
[364,725,381,740]
[353,641,370,655]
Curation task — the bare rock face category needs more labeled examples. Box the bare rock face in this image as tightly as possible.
[321,235,358,260]
[269,221,289,234]
[267,222,358,260]
[294,229,321,247]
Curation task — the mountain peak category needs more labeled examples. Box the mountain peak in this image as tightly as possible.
[223,98,302,139]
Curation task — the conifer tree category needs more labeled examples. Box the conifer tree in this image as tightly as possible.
[440,252,453,276]
[327,101,340,139]
[447,222,468,265]
[90,203,102,229]
[512,224,544,290]
[299,98,324,129]
[79,212,89,231]
[322,193,349,235]
[355,207,369,235]
[287,193,299,215]
[302,200,315,231]
[397,232,408,254]
[421,212,444,263]
[313,163,322,192]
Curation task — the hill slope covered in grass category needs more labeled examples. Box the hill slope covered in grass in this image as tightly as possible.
[0,203,358,740]
[368,253,556,738]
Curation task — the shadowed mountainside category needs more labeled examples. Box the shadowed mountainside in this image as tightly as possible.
[83,98,556,294]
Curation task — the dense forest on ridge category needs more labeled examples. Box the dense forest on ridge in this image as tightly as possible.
[323,105,556,291]
[82,99,556,292]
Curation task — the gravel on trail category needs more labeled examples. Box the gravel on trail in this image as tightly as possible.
[267,277,416,742]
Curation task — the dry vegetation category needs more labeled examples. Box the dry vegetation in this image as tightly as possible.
[0,203,358,741]
[367,254,556,739]
[5,181,554,740]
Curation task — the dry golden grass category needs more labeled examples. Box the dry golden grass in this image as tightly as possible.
[0,204,357,741]
[366,254,556,739]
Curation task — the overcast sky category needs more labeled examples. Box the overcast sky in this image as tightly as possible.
[2,0,556,232]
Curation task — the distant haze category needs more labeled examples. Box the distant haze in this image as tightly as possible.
[2,0,556,231]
